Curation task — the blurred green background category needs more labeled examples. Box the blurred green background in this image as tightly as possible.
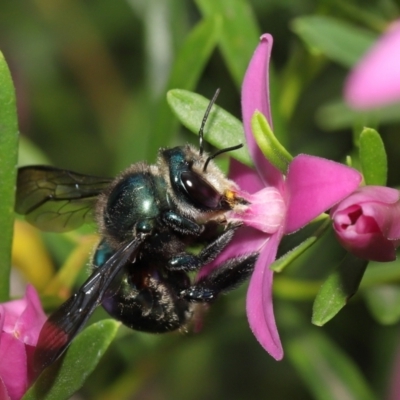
[2,0,400,399]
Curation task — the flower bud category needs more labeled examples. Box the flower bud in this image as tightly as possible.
[330,186,400,261]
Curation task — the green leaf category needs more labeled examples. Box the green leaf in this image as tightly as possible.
[23,320,120,400]
[196,0,289,146]
[251,111,292,174]
[361,259,400,287]
[292,16,378,68]
[18,136,50,166]
[149,16,221,157]
[195,0,260,88]
[287,328,377,400]
[271,217,330,273]
[0,52,19,301]
[359,128,387,185]
[271,237,317,273]
[316,99,400,131]
[364,285,400,325]
[312,253,369,326]
[167,89,252,166]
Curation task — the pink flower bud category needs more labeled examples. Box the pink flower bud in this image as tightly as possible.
[0,285,46,400]
[331,186,400,261]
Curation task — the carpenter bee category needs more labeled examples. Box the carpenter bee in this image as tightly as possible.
[16,90,258,377]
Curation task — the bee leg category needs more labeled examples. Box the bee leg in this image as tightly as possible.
[161,210,203,235]
[167,228,236,272]
[180,253,258,302]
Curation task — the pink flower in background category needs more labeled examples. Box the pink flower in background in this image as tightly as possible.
[200,34,362,360]
[0,285,46,400]
[345,20,400,109]
[331,186,400,262]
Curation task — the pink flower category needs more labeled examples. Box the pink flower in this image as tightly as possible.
[331,186,400,262]
[0,285,46,400]
[344,20,400,109]
[200,34,362,360]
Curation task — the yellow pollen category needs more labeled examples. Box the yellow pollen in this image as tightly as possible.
[225,190,236,201]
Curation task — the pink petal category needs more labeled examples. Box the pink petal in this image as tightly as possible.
[241,34,283,188]
[387,202,400,239]
[345,20,400,109]
[333,214,396,262]
[246,231,283,360]
[285,155,362,234]
[197,227,269,279]
[331,186,400,239]
[229,159,264,194]
[0,306,4,332]
[2,299,29,332]
[0,333,28,400]
[332,186,399,211]
[16,285,46,346]
[227,187,285,234]
[0,377,11,400]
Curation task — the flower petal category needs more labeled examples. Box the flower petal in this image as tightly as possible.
[331,186,400,240]
[345,20,400,109]
[2,298,28,332]
[15,285,46,346]
[197,226,269,279]
[241,34,283,188]
[332,186,399,211]
[0,377,11,400]
[333,212,397,261]
[285,154,362,234]
[229,159,264,194]
[228,187,285,234]
[0,333,27,400]
[246,231,283,360]
[0,305,5,332]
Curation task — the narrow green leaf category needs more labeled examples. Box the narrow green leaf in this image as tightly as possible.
[0,52,19,301]
[195,0,260,88]
[167,89,252,166]
[271,237,317,273]
[23,320,120,400]
[287,329,377,400]
[364,285,400,325]
[316,99,400,131]
[196,0,289,146]
[273,277,321,300]
[292,16,378,68]
[312,254,369,326]
[149,16,221,157]
[251,111,292,174]
[168,16,221,92]
[361,259,400,287]
[272,215,331,273]
[18,136,50,166]
[359,128,387,186]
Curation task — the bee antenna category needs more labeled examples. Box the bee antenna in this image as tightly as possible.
[203,143,243,172]
[199,88,221,156]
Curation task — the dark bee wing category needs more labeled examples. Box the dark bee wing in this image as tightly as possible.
[16,165,112,232]
[33,236,146,377]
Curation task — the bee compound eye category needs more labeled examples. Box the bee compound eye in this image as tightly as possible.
[180,171,221,209]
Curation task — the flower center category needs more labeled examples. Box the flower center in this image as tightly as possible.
[227,187,286,234]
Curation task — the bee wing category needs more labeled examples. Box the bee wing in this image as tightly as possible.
[33,236,146,377]
[16,165,112,232]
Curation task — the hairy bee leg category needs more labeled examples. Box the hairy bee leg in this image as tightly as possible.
[167,227,236,272]
[161,210,203,235]
[180,253,258,302]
